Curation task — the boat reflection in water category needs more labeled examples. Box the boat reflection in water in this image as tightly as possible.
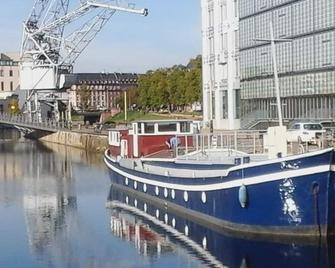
[107,184,335,268]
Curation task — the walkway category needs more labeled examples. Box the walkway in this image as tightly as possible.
[0,113,108,136]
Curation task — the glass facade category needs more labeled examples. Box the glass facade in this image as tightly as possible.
[239,0,335,122]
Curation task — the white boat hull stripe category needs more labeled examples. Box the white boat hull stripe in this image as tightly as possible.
[104,158,330,192]
[330,165,335,172]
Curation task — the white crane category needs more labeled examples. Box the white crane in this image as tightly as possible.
[20,0,148,121]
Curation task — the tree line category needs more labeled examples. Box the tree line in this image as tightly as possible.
[127,55,202,112]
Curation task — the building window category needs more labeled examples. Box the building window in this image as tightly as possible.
[234,0,238,18]
[9,70,13,77]
[0,70,3,77]
[235,89,241,119]
[221,90,228,119]
[1,82,3,91]
[10,82,13,91]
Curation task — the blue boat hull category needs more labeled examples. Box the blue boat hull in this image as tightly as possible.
[105,149,335,237]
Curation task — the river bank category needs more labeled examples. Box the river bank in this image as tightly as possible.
[37,130,108,153]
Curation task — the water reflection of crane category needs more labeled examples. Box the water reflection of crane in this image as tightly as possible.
[20,140,115,267]
[22,140,77,258]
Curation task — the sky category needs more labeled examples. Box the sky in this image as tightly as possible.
[0,0,202,73]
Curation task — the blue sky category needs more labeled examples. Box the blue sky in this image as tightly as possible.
[0,0,201,73]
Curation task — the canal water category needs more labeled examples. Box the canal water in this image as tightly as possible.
[0,129,334,268]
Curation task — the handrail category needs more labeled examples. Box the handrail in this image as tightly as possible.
[0,113,68,132]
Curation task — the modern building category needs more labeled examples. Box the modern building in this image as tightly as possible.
[64,73,138,112]
[201,0,241,130]
[0,53,20,99]
[202,0,335,129]
[240,0,335,127]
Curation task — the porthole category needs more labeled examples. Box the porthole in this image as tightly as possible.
[171,189,176,199]
[184,225,189,236]
[201,192,207,203]
[164,188,168,198]
[144,203,147,212]
[172,218,176,228]
[202,237,207,249]
[134,199,138,207]
[156,209,160,218]
[125,177,129,185]
[134,181,137,189]
[184,191,189,202]
[155,186,160,196]
[125,196,129,204]
[143,183,147,192]
[164,213,168,224]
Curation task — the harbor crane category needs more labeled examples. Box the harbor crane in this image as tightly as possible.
[20,0,148,122]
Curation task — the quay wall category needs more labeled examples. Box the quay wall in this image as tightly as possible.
[37,130,108,153]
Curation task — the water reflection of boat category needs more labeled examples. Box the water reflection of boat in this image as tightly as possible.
[110,210,175,258]
[107,183,335,268]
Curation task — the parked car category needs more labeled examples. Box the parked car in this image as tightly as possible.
[319,120,335,139]
[286,122,325,144]
[320,120,335,129]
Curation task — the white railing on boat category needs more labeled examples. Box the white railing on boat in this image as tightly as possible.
[174,130,332,159]
[175,131,266,159]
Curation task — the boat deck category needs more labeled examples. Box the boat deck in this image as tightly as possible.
[144,149,175,159]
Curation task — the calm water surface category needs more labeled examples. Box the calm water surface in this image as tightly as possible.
[0,129,334,268]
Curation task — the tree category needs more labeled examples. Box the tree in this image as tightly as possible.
[136,55,202,112]
[78,83,91,111]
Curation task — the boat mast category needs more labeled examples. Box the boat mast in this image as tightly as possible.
[269,21,283,127]
[254,21,292,127]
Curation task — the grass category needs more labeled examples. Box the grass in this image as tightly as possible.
[106,111,168,124]
[71,115,84,121]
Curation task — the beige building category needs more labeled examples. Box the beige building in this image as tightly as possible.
[0,53,20,99]
[64,73,138,112]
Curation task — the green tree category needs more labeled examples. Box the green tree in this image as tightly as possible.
[136,55,202,112]
[78,83,91,111]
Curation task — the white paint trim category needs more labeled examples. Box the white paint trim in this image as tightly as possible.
[331,165,335,172]
[227,148,333,171]
[104,157,330,192]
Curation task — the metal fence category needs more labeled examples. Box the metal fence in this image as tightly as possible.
[176,129,335,158]
[175,130,266,157]
[0,113,110,136]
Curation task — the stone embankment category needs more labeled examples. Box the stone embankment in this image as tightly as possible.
[39,130,108,153]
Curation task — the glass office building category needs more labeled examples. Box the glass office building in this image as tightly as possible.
[239,0,335,126]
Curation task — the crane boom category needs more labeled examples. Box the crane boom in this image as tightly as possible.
[22,0,147,71]
[20,0,148,123]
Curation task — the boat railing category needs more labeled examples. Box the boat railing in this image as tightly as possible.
[175,130,333,159]
[175,131,266,159]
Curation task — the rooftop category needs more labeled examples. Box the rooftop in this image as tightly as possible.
[63,72,138,88]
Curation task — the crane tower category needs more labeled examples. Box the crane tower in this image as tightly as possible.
[20,0,148,121]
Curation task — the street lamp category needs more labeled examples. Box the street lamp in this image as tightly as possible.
[254,21,292,127]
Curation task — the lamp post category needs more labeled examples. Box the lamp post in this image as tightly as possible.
[254,21,292,127]
[124,90,127,122]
